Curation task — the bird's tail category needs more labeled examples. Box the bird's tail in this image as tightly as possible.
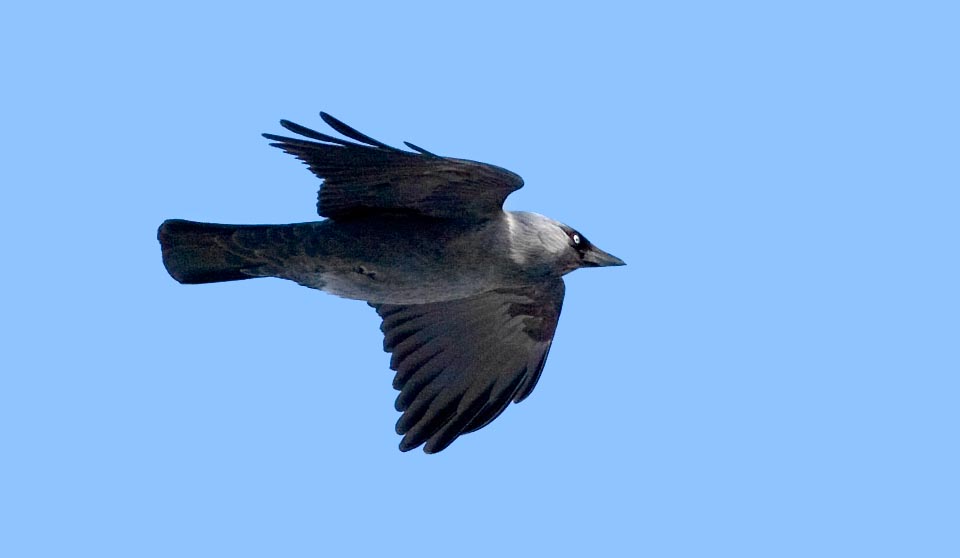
[158,219,261,284]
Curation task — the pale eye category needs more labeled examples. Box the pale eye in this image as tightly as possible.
[572,234,581,245]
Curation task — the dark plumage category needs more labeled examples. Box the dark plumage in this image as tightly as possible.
[159,112,624,453]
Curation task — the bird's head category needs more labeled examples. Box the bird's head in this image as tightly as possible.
[556,223,626,274]
[505,212,625,275]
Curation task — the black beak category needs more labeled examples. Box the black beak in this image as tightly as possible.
[582,246,626,268]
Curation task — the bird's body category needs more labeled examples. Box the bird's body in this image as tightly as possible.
[162,211,571,304]
[159,112,623,453]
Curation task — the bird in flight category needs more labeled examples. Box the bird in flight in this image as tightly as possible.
[158,112,624,453]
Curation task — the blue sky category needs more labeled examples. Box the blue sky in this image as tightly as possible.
[2,2,958,556]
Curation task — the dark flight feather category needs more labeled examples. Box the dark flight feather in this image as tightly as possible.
[403,141,439,157]
[371,280,565,452]
[319,111,403,151]
[263,113,524,220]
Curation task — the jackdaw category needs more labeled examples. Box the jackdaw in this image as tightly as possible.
[158,112,624,453]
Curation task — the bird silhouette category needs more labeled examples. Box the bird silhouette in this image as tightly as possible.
[159,112,624,453]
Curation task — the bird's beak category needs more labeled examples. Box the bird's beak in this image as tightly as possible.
[582,246,626,268]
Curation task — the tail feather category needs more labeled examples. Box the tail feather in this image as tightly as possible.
[158,219,255,284]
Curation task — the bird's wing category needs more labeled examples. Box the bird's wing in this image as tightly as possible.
[263,113,524,220]
[370,279,565,453]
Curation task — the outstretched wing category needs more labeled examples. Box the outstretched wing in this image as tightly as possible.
[370,280,565,453]
[263,112,524,220]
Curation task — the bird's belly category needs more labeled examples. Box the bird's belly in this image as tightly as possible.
[269,217,524,304]
[293,265,500,305]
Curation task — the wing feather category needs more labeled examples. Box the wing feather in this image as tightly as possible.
[371,280,565,453]
[263,113,524,220]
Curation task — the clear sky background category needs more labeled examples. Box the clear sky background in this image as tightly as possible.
[2,2,958,556]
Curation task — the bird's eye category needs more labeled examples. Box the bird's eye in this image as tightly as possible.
[572,234,581,245]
